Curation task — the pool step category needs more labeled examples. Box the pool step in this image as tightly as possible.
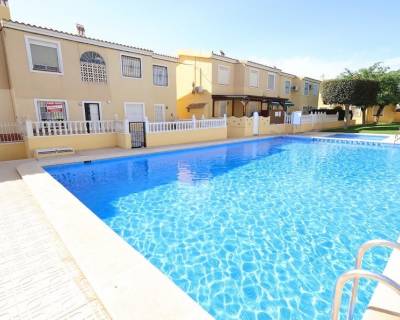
[312,137,384,146]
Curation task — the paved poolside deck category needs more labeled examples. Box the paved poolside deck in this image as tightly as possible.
[0,162,110,319]
[0,134,399,319]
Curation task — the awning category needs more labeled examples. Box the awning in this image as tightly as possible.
[186,103,206,111]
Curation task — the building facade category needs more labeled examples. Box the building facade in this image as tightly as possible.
[0,9,178,125]
[176,52,320,120]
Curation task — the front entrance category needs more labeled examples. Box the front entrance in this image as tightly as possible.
[84,103,100,121]
[84,102,100,132]
[129,122,146,148]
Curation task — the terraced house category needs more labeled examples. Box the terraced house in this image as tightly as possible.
[177,51,321,122]
[0,1,337,161]
[0,9,178,126]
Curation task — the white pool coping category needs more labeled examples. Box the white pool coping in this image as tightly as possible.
[16,133,400,319]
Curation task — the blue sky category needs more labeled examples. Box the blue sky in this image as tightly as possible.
[8,0,400,79]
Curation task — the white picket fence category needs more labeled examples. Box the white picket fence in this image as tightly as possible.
[146,115,227,133]
[15,116,227,138]
[286,112,339,125]
[0,121,24,143]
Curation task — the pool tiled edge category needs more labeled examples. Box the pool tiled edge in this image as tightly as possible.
[17,162,213,320]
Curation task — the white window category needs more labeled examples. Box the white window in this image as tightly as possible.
[304,81,310,95]
[154,104,166,122]
[249,69,259,87]
[80,51,107,83]
[313,83,319,96]
[25,37,63,73]
[153,65,168,86]
[267,73,276,90]
[35,99,68,121]
[121,55,142,78]
[125,102,145,121]
[284,80,291,95]
[218,65,230,85]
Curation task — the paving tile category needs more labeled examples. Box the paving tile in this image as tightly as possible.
[0,167,110,320]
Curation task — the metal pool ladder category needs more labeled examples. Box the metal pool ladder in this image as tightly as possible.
[331,239,400,320]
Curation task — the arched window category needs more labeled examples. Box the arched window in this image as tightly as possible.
[80,51,107,83]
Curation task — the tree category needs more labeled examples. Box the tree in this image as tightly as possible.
[339,63,400,123]
[321,79,379,128]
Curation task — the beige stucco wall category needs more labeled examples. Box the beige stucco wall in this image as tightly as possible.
[1,27,177,122]
[0,142,26,161]
[146,127,227,147]
[176,55,213,119]
[25,133,119,157]
[290,78,319,110]
[227,116,253,138]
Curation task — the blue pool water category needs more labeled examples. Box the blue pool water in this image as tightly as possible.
[46,137,400,320]
[327,133,388,141]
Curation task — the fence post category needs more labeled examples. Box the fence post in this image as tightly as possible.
[144,116,149,133]
[25,120,33,137]
[123,119,129,134]
[192,114,196,129]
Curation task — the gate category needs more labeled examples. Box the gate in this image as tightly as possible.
[129,122,146,148]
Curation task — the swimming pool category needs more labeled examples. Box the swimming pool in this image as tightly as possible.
[46,137,400,319]
[327,133,389,141]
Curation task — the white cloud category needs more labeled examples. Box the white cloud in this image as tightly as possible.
[249,56,400,80]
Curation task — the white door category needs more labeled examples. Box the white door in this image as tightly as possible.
[125,103,145,121]
[154,104,166,122]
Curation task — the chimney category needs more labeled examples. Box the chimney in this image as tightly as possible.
[0,0,11,20]
[76,23,85,37]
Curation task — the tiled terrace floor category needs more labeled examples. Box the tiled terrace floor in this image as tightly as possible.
[0,163,110,319]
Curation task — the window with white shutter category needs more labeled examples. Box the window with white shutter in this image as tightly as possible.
[121,55,142,78]
[267,73,276,90]
[26,37,63,73]
[249,69,259,87]
[218,65,230,85]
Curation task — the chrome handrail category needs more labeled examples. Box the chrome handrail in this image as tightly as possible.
[347,240,400,319]
[331,269,400,320]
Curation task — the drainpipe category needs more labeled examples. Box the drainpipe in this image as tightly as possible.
[0,22,18,122]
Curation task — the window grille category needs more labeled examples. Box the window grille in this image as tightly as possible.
[80,51,107,83]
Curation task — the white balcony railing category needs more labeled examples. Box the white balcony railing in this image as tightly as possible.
[28,120,122,137]
[146,115,227,133]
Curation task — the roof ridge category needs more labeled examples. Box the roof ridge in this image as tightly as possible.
[5,19,178,59]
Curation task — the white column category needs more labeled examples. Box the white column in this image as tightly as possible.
[144,116,149,133]
[192,114,196,129]
[123,119,129,134]
[25,120,33,137]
